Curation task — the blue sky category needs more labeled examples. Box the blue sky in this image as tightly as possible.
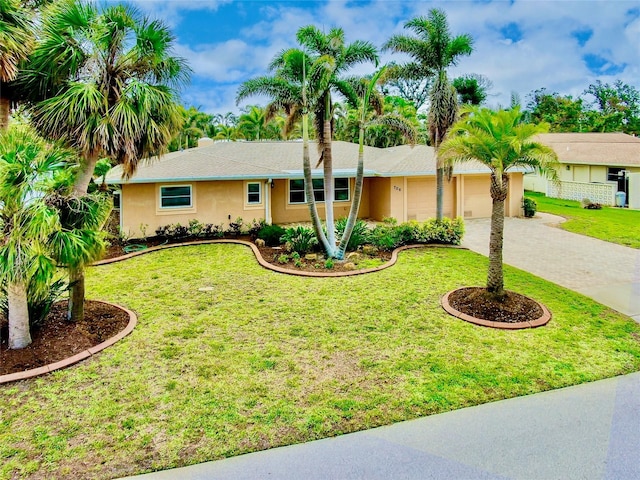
[123,0,640,114]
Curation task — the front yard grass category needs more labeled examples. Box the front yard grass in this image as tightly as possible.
[2,244,640,479]
[525,191,640,248]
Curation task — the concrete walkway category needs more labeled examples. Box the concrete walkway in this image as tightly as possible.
[462,213,640,322]
[123,216,640,479]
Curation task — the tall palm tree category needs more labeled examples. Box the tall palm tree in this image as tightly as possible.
[439,107,559,298]
[384,9,473,221]
[238,26,378,257]
[20,0,188,321]
[0,126,74,348]
[0,0,32,131]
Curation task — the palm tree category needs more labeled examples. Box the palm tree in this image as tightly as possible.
[439,107,559,298]
[20,0,188,321]
[0,0,32,131]
[336,67,416,260]
[384,9,473,221]
[238,26,378,257]
[0,126,73,348]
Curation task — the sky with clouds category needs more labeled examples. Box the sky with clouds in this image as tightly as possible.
[122,0,640,115]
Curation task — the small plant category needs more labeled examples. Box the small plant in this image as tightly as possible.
[226,217,244,236]
[582,198,602,210]
[291,251,300,261]
[202,223,224,238]
[335,217,370,251]
[280,226,318,255]
[257,224,286,246]
[324,258,334,269]
[247,218,266,239]
[523,197,537,218]
[188,219,204,237]
[139,223,149,241]
[277,253,289,264]
[294,258,303,268]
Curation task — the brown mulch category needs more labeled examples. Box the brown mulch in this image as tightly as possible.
[0,300,129,376]
[448,287,544,323]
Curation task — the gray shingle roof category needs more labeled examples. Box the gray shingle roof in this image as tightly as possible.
[536,133,640,166]
[105,140,510,185]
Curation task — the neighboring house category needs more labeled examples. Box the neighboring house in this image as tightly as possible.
[105,139,526,239]
[525,133,640,208]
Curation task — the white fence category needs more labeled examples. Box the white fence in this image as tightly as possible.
[547,181,616,206]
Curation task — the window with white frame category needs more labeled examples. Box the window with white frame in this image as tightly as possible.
[160,185,192,208]
[288,178,350,204]
[112,191,121,211]
[607,167,625,182]
[247,182,262,204]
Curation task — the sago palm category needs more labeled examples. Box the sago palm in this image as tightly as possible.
[384,9,473,220]
[20,0,188,321]
[439,106,559,298]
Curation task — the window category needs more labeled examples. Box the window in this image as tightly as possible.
[607,167,625,182]
[288,178,350,204]
[112,191,121,211]
[247,182,262,204]
[160,185,192,208]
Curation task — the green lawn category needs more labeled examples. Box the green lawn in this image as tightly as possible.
[525,191,640,249]
[2,244,640,479]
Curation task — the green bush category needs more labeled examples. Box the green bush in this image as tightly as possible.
[277,254,289,264]
[523,197,537,217]
[247,219,266,240]
[418,217,465,245]
[281,226,318,255]
[368,217,464,249]
[257,224,286,246]
[335,217,370,251]
[369,224,405,251]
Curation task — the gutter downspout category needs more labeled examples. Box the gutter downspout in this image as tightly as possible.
[266,178,272,225]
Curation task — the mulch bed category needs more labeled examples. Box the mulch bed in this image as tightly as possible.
[104,236,394,273]
[0,300,129,376]
[447,287,543,323]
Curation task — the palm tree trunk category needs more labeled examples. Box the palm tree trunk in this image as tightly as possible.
[0,91,10,132]
[67,266,85,322]
[67,150,99,322]
[8,280,32,349]
[323,115,336,254]
[336,125,365,260]
[487,173,509,298]
[302,113,331,254]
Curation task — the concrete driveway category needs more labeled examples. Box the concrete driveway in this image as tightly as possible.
[462,213,640,322]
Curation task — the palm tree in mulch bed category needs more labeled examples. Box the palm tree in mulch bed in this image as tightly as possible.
[439,106,559,323]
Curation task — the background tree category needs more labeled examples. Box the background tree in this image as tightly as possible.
[439,107,558,298]
[526,88,586,132]
[237,105,282,140]
[384,9,473,221]
[0,0,33,130]
[583,80,640,134]
[21,0,189,321]
[380,62,432,111]
[452,74,491,105]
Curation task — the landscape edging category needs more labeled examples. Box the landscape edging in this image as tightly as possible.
[94,239,466,277]
[0,301,137,385]
[441,288,552,330]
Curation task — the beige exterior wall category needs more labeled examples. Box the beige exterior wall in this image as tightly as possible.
[120,171,524,238]
[121,180,270,238]
[506,173,524,216]
[270,177,369,224]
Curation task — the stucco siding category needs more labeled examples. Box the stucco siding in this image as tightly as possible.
[506,173,524,216]
[368,178,391,221]
[462,176,492,218]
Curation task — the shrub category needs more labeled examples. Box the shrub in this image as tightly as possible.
[419,217,465,245]
[369,224,404,251]
[280,226,318,255]
[226,217,244,236]
[523,197,537,217]
[582,198,602,210]
[335,217,370,251]
[202,223,224,238]
[277,253,289,264]
[257,224,286,246]
[247,219,266,240]
[188,219,204,237]
[324,258,334,269]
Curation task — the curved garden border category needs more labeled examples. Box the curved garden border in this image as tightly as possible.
[95,239,463,277]
[441,288,552,330]
[0,301,137,385]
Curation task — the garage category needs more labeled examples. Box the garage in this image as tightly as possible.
[407,177,455,220]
